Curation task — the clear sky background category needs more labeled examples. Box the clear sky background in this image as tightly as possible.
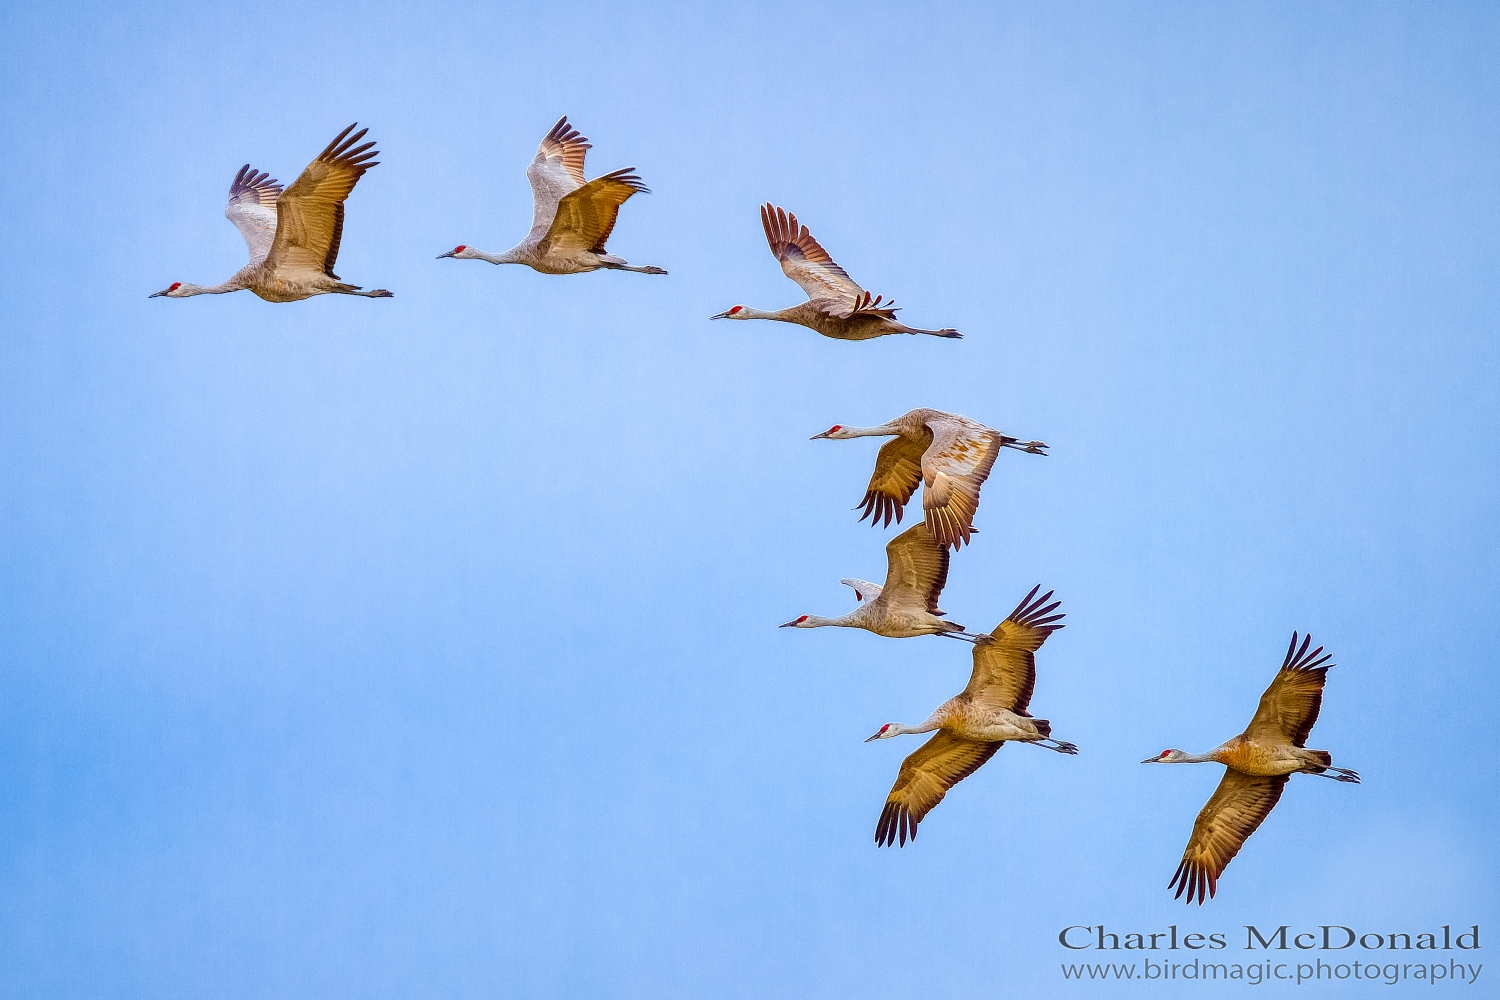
[2,3,1497,997]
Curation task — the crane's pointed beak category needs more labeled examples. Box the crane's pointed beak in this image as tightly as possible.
[436,250,457,259]
[778,619,800,628]
[864,732,883,742]
[709,310,732,320]
[148,289,168,298]
[1141,756,1162,764]
[809,430,831,440]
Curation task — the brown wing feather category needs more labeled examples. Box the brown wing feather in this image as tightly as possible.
[875,732,1001,847]
[881,523,949,615]
[760,203,866,310]
[921,421,1002,550]
[1245,632,1333,747]
[538,116,591,187]
[1169,770,1288,904]
[228,165,282,208]
[857,433,929,529]
[268,123,379,278]
[965,585,1065,715]
[542,168,649,254]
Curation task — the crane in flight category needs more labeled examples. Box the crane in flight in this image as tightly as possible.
[1142,632,1360,904]
[779,523,985,641]
[151,124,392,301]
[711,205,960,340]
[866,586,1076,847]
[437,117,665,275]
[812,408,1047,549]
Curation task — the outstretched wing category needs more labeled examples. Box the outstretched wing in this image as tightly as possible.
[1169,770,1288,904]
[224,164,282,264]
[760,204,870,314]
[541,168,649,255]
[1244,632,1333,747]
[965,586,1065,715]
[875,732,1001,847]
[880,522,950,616]
[857,433,929,529]
[267,124,379,280]
[920,414,1003,550]
[526,116,590,235]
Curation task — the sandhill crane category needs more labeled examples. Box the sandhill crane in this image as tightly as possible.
[866,586,1076,847]
[811,408,1047,550]
[1142,632,1360,904]
[779,523,986,641]
[710,205,960,340]
[437,117,666,275]
[151,124,392,302]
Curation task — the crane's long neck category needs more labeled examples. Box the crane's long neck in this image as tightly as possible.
[1173,751,1219,764]
[475,247,524,265]
[834,423,900,438]
[736,305,796,322]
[890,716,943,738]
[803,613,856,628]
[178,279,242,296]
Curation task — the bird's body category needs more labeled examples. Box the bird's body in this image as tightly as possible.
[1143,632,1360,904]
[711,205,960,340]
[152,125,391,302]
[780,523,983,640]
[438,117,665,276]
[867,586,1076,846]
[812,408,1047,549]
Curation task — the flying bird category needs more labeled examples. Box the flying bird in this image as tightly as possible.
[867,586,1076,847]
[437,117,665,275]
[151,124,392,301]
[779,523,986,641]
[812,408,1047,549]
[1142,632,1360,904]
[710,205,960,340]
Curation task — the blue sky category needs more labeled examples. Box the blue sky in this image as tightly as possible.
[1,2,1496,996]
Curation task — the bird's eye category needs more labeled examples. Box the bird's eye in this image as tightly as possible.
[169,282,181,291]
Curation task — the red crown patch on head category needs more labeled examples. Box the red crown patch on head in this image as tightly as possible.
[169,282,181,291]
[729,305,742,315]
[454,245,466,253]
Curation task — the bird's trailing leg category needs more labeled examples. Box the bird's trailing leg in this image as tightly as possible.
[599,255,667,275]
[334,283,394,298]
[1313,766,1361,783]
[1025,738,1079,754]
[1000,437,1049,456]
[935,630,994,644]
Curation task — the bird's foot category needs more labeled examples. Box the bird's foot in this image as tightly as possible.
[366,289,394,298]
[1052,740,1079,754]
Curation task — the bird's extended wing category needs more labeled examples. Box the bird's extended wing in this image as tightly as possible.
[224,164,282,264]
[267,124,379,280]
[760,204,868,313]
[880,522,950,616]
[920,414,1003,549]
[964,586,1065,715]
[525,116,589,236]
[875,731,1001,847]
[857,433,929,529]
[1169,770,1289,904]
[1244,632,1332,747]
[540,168,649,255]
